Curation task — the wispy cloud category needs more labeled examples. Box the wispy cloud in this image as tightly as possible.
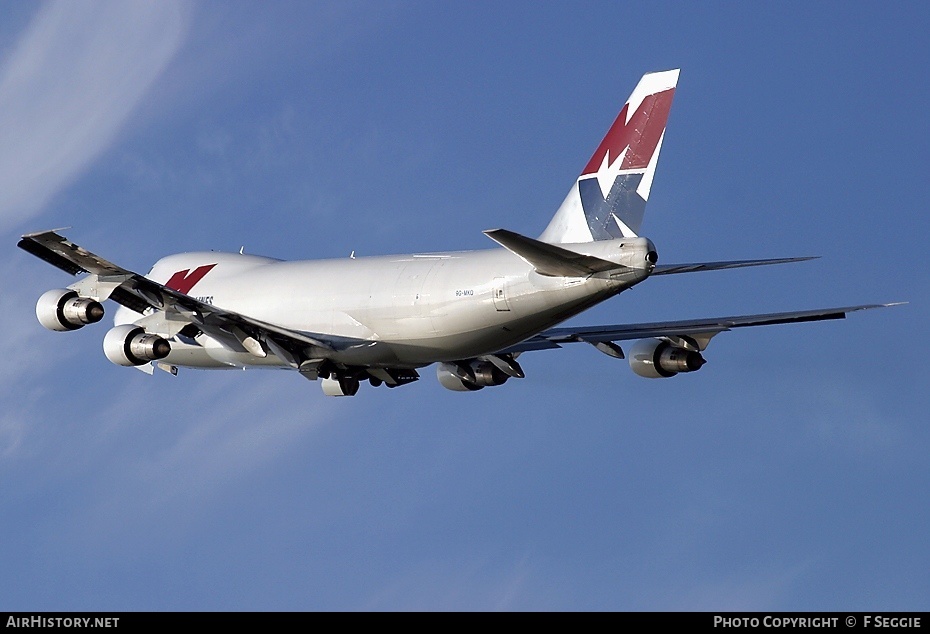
[0,258,62,390]
[0,0,189,231]
[0,250,84,461]
[102,374,338,510]
[11,371,343,556]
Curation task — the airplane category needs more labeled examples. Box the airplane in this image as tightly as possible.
[18,69,896,396]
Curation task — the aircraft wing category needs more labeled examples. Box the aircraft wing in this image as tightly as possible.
[18,230,338,369]
[502,304,899,354]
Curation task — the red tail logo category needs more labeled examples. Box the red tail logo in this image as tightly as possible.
[582,87,675,175]
[166,264,217,294]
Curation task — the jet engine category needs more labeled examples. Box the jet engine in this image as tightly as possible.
[628,338,706,378]
[36,289,104,332]
[436,360,510,392]
[321,375,360,397]
[103,325,171,367]
[437,364,483,391]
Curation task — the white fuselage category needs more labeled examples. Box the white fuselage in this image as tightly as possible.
[116,237,656,370]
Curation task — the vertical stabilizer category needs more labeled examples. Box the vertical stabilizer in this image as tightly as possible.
[540,69,679,243]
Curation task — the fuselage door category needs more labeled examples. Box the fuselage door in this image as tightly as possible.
[492,277,511,311]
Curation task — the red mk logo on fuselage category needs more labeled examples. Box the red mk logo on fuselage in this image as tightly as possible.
[166,264,217,295]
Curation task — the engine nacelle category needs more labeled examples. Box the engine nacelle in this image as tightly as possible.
[629,338,706,378]
[436,360,510,392]
[103,325,171,367]
[437,363,483,391]
[36,289,104,332]
[321,376,360,397]
[471,361,509,387]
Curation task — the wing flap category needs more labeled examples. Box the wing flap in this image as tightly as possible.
[17,236,87,275]
[18,230,133,277]
[109,285,157,314]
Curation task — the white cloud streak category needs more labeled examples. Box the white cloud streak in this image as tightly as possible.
[13,370,343,560]
[0,0,189,231]
[0,251,82,461]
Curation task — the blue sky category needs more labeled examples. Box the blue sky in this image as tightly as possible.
[1,1,928,610]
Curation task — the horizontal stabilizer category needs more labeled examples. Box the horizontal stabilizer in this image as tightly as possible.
[484,228,624,277]
[653,256,817,276]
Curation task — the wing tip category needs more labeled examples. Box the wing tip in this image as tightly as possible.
[20,226,72,239]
